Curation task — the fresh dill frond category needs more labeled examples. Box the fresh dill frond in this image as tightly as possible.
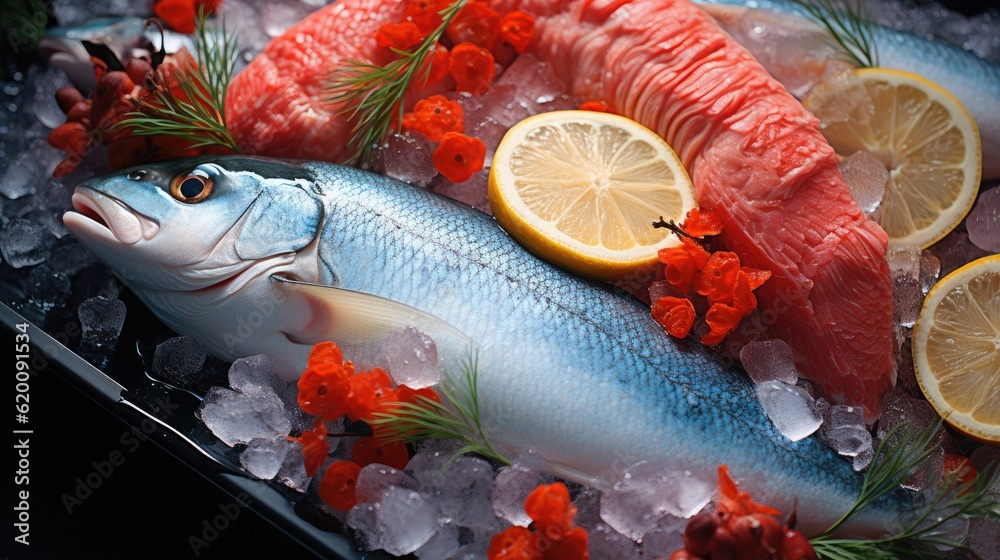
[114,9,240,154]
[790,0,878,68]
[809,420,1000,559]
[327,0,466,167]
[368,353,511,466]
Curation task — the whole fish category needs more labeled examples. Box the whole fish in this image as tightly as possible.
[64,156,903,537]
[695,0,1000,179]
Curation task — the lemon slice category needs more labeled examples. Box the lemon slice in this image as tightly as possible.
[913,255,1000,444]
[802,68,981,249]
[488,111,696,282]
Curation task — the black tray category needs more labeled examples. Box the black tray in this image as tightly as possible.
[2,267,375,559]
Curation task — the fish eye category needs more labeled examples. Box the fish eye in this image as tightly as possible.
[169,172,213,203]
[127,169,147,180]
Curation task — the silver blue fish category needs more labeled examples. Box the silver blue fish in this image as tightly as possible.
[696,0,1000,179]
[63,156,904,536]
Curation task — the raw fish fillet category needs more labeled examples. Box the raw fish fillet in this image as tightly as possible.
[225,0,896,420]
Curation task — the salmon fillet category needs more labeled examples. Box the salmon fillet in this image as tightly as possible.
[226,0,896,421]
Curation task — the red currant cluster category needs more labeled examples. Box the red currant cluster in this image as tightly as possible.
[667,466,816,560]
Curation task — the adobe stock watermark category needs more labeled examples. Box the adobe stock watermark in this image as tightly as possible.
[187,492,253,557]
[60,393,181,514]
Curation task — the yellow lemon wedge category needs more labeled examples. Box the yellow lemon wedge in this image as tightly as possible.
[913,254,1000,444]
[488,110,696,282]
[803,68,981,249]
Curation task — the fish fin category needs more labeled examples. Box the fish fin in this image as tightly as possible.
[235,181,322,260]
[271,275,475,348]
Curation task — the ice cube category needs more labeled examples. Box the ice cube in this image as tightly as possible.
[31,68,72,129]
[838,150,888,215]
[1,140,58,199]
[428,169,492,214]
[919,250,941,295]
[356,464,419,504]
[49,243,99,277]
[739,339,798,385]
[26,264,71,311]
[228,354,285,397]
[600,461,712,540]
[375,132,439,187]
[0,218,57,268]
[819,405,873,458]
[887,246,921,281]
[492,465,549,527]
[347,486,441,556]
[852,447,874,472]
[494,53,570,119]
[468,116,508,167]
[152,336,208,386]
[198,386,292,447]
[415,523,461,559]
[382,327,439,389]
[876,391,945,491]
[78,296,127,345]
[589,522,642,559]
[240,437,291,479]
[967,186,1000,253]
[756,380,823,441]
[640,514,689,559]
[275,439,310,491]
[893,274,923,329]
[414,455,496,532]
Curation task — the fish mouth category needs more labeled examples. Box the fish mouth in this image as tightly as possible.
[65,188,159,245]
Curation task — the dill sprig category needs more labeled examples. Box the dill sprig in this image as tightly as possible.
[809,420,1000,559]
[114,10,240,154]
[790,0,878,68]
[327,0,466,167]
[368,353,511,466]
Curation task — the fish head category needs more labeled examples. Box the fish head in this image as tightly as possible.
[64,156,326,294]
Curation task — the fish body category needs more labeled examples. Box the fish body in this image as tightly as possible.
[64,155,902,537]
[228,0,895,420]
[695,0,1000,179]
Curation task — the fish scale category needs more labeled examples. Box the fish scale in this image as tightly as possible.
[302,161,889,536]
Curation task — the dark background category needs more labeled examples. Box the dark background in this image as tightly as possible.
[5,0,998,559]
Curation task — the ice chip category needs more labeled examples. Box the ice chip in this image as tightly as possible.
[967,186,1000,253]
[739,339,798,385]
[275,439,310,491]
[240,437,291,479]
[641,514,689,559]
[589,522,642,559]
[838,150,888,215]
[26,264,71,311]
[887,246,921,281]
[414,455,495,531]
[382,327,439,389]
[853,447,874,471]
[198,386,292,447]
[347,486,440,556]
[229,354,284,397]
[375,132,438,187]
[600,461,712,540]
[876,391,945,490]
[893,274,924,329]
[415,523,461,559]
[919,250,941,295]
[0,218,57,268]
[756,380,823,441]
[819,405,873,458]
[492,465,550,527]
[152,336,208,386]
[356,464,419,504]
[428,169,491,214]
[78,296,127,344]
[49,243,99,277]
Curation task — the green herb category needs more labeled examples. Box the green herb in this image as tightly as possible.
[368,353,511,466]
[114,9,240,154]
[327,0,466,167]
[790,0,878,68]
[809,420,999,559]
